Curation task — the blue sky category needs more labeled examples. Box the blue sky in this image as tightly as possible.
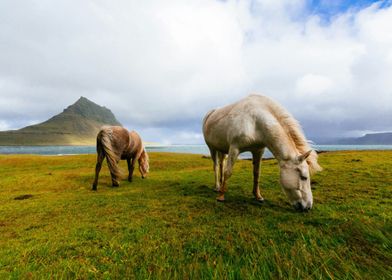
[0,0,391,143]
[308,0,390,19]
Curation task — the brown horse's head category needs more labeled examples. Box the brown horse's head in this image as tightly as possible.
[138,148,149,178]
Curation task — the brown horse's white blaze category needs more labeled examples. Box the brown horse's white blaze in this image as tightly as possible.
[202,94,322,211]
[92,126,149,190]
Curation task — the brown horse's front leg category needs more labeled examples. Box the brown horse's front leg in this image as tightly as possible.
[127,158,135,182]
[217,147,239,202]
[252,150,264,202]
[92,153,104,190]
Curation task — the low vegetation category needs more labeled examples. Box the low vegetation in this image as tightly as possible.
[0,151,391,279]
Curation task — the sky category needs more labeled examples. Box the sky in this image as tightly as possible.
[0,0,391,144]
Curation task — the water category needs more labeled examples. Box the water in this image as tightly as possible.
[315,145,392,151]
[1,144,392,158]
[0,145,97,155]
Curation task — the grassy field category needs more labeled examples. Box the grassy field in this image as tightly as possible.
[0,151,391,279]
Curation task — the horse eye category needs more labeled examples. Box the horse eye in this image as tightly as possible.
[300,175,308,181]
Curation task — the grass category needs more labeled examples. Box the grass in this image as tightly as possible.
[0,151,391,279]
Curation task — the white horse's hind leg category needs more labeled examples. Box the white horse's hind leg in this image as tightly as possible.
[213,151,227,192]
[213,151,221,191]
[217,147,239,202]
[208,148,220,191]
[252,149,265,202]
[218,152,226,189]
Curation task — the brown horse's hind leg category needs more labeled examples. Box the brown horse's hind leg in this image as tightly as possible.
[127,158,135,182]
[111,177,119,186]
[217,147,239,202]
[107,158,120,187]
[92,152,105,190]
[252,149,265,202]
[110,168,120,187]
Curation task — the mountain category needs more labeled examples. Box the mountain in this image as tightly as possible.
[337,132,392,145]
[0,97,121,145]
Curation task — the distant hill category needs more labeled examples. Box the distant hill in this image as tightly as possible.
[338,132,392,145]
[0,97,121,145]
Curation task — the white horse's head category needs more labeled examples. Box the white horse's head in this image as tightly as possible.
[279,150,314,211]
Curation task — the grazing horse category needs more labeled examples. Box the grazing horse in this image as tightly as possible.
[202,94,322,211]
[92,126,149,190]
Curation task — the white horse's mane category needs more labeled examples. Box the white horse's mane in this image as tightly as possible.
[260,95,322,174]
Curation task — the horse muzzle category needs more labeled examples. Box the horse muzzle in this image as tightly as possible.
[294,201,312,212]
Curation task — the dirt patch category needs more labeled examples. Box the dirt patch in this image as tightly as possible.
[14,194,33,200]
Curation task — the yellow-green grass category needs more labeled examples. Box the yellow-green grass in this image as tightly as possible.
[0,151,391,279]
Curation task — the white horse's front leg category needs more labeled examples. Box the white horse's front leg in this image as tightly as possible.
[217,147,239,202]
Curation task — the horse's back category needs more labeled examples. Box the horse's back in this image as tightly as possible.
[128,130,144,155]
[98,125,128,137]
[97,126,130,156]
[203,94,282,152]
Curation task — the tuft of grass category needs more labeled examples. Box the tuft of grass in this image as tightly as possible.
[0,151,391,279]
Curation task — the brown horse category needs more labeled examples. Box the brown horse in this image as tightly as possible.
[92,126,149,190]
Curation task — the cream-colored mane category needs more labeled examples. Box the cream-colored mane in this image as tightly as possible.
[261,95,322,174]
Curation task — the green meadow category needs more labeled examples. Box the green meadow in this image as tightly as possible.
[0,151,391,279]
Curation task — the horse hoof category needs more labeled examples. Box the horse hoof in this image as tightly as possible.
[256,197,264,203]
[112,183,119,187]
[214,188,220,193]
[92,187,97,191]
[216,194,225,202]
[128,178,133,182]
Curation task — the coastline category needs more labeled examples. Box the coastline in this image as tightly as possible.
[1,144,392,156]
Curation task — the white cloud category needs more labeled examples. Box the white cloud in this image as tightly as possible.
[295,74,334,97]
[0,0,391,142]
[0,120,11,131]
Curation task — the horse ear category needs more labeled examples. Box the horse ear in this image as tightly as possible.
[297,150,312,163]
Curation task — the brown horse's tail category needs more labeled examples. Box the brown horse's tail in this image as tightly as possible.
[98,131,122,180]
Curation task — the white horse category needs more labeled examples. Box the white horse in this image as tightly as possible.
[202,94,322,211]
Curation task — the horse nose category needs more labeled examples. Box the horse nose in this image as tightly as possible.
[294,202,310,212]
[294,202,304,211]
